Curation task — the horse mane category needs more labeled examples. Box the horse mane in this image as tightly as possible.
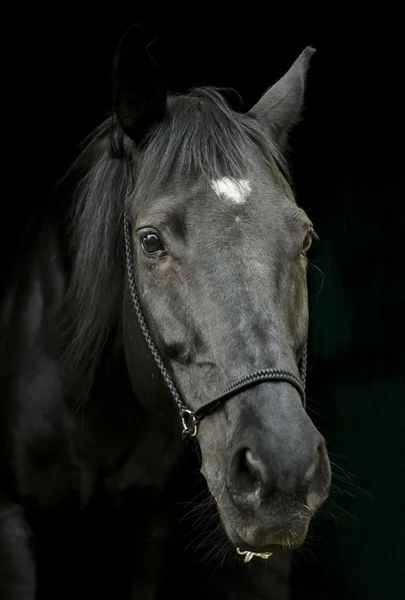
[61,86,287,401]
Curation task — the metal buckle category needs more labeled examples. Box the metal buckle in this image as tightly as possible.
[181,409,198,437]
[236,547,273,563]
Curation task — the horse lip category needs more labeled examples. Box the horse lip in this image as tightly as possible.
[228,519,305,554]
[227,525,297,554]
[218,506,303,554]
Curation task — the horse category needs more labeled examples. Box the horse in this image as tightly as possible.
[0,24,331,600]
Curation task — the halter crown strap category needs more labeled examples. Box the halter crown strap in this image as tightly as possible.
[124,214,307,443]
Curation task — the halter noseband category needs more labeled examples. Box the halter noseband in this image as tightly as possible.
[124,215,307,444]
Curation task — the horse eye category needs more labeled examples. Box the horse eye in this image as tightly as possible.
[140,231,166,256]
[302,231,313,253]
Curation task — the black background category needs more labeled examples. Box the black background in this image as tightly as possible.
[5,6,404,599]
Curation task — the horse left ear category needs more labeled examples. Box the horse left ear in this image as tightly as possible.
[247,47,316,147]
[112,24,167,144]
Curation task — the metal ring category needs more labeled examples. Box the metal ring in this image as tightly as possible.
[181,409,198,437]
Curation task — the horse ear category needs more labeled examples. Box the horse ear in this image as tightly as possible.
[112,24,167,144]
[247,46,316,147]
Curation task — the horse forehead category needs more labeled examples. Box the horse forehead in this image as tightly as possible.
[210,177,252,204]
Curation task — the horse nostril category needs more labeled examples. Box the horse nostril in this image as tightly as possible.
[230,447,274,502]
[228,435,331,510]
[307,439,331,510]
[230,447,260,494]
[244,450,264,482]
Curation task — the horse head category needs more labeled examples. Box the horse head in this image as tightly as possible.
[114,24,331,557]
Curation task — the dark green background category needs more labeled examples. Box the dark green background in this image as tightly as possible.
[8,6,404,599]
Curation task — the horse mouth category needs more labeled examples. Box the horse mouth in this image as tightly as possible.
[216,502,310,555]
[220,515,305,556]
[231,532,302,555]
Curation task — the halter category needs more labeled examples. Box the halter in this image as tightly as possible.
[123,215,308,441]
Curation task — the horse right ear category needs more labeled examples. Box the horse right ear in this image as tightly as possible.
[247,47,316,148]
[112,24,167,145]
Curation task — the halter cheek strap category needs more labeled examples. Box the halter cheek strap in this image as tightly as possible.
[124,215,307,446]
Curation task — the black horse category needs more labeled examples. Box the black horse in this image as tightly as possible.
[0,25,331,600]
